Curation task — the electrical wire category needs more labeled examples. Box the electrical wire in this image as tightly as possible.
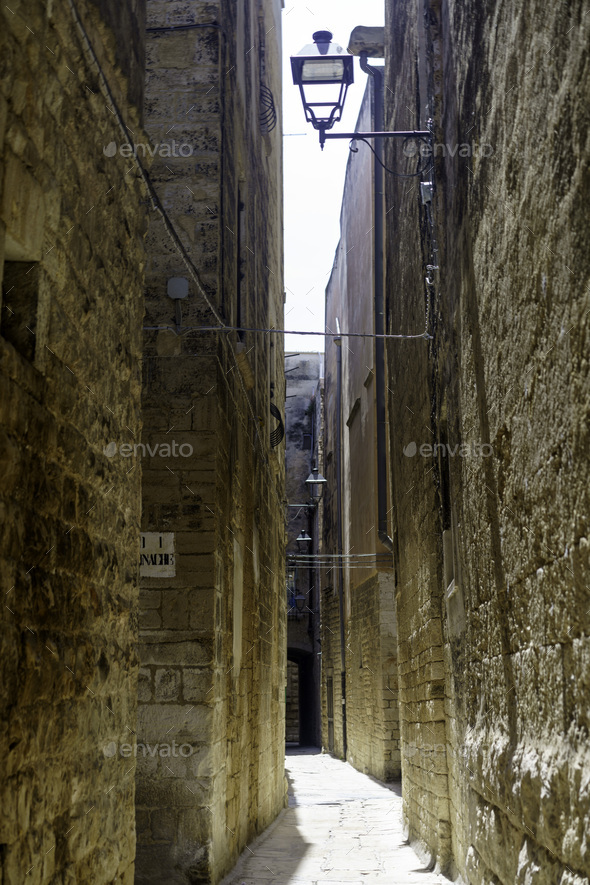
[288,560,391,566]
[312,565,394,569]
[288,559,393,568]
[287,553,392,559]
[349,136,434,179]
[290,563,394,570]
[142,324,432,341]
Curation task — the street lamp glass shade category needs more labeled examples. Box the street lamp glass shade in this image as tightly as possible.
[300,58,345,83]
[291,31,354,135]
[306,466,327,502]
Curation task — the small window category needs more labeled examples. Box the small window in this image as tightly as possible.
[302,432,312,451]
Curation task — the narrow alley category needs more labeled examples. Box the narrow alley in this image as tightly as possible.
[1,1,589,884]
[222,749,448,885]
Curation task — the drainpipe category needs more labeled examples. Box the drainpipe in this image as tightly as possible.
[359,53,394,553]
[334,318,347,758]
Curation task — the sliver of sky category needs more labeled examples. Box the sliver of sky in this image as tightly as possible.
[282,0,385,352]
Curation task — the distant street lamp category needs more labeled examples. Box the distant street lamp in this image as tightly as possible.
[296,530,313,553]
[291,31,431,149]
[294,593,307,614]
[305,463,327,504]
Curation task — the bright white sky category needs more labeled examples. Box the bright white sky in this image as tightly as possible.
[281,0,385,352]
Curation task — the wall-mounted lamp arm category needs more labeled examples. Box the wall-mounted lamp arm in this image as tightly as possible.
[322,129,431,141]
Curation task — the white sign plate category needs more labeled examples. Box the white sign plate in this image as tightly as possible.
[140,532,176,577]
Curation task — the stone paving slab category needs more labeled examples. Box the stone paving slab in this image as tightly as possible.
[221,749,451,885]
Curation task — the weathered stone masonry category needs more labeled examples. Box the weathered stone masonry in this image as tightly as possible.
[0,1,147,882]
[136,1,286,882]
[322,82,400,783]
[1,1,287,883]
[385,1,590,882]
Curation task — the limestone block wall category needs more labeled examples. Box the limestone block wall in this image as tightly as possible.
[321,80,400,782]
[385,0,590,882]
[0,1,146,883]
[136,1,286,882]
[320,585,345,758]
[346,571,400,782]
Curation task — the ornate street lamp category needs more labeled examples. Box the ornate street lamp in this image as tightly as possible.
[291,31,431,149]
[294,593,307,614]
[287,585,307,618]
[290,31,354,147]
[305,463,327,504]
[296,530,313,553]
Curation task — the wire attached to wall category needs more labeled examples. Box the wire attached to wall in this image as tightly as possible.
[349,135,433,179]
[142,324,432,342]
[288,563,391,567]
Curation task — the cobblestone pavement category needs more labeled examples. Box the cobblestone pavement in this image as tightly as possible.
[221,748,450,885]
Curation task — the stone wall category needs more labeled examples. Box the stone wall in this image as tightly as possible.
[345,571,400,782]
[322,80,400,781]
[136,1,286,882]
[0,1,147,882]
[320,585,344,757]
[385,0,590,882]
[381,0,452,865]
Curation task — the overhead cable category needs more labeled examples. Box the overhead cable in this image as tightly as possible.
[143,324,432,341]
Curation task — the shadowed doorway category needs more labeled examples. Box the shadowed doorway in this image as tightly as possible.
[286,649,319,747]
